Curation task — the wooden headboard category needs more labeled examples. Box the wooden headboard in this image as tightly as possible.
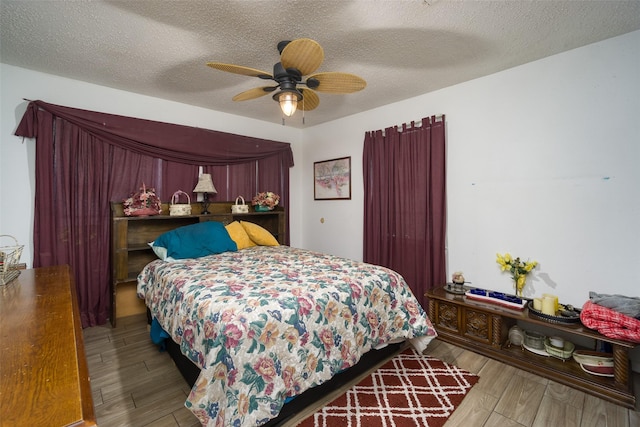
[109,201,286,326]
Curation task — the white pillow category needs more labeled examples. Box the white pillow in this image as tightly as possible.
[148,242,175,262]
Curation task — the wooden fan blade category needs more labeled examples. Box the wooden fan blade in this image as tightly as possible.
[232,86,275,101]
[299,88,319,111]
[281,38,324,76]
[206,62,272,79]
[307,72,366,93]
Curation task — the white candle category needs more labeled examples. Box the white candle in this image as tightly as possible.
[542,296,556,316]
[533,298,542,311]
[543,293,559,312]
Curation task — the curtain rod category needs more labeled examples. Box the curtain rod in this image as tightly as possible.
[369,114,445,135]
[403,114,445,127]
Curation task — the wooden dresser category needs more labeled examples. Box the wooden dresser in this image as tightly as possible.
[0,265,96,426]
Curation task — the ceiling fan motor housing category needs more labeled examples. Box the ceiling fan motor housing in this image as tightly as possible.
[272,82,302,102]
[272,62,303,103]
[273,62,301,82]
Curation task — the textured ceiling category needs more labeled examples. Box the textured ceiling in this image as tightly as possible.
[2,1,639,128]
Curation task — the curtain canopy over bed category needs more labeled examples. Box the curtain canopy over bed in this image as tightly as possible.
[16,100,294,165]
[15,100,293,327]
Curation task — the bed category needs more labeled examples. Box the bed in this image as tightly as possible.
[137,221,437,426]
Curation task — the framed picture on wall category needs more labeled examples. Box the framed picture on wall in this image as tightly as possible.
[314,156,351,200]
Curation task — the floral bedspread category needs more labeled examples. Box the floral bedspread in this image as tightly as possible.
[137,245,436,426]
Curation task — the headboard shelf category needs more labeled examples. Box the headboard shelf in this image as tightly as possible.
[110,201,286,326]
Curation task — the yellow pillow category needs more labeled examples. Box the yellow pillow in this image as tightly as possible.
[225,221,256,250]
[240,221,280,246]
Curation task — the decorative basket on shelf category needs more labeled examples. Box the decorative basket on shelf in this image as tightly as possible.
[1,235,24,285]
[169,190,191,216]
[123,183,162,217]
[231,196,249,214]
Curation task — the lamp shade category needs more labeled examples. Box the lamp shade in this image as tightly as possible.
[278,92,298,117]
[193,174,217,193]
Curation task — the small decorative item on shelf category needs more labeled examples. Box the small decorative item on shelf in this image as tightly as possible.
[252,191,280,212]
[452,271,465,285]
[169,190,191,216]
[444,271,471,294]
[572,350,614,377]
[496,252,538,296]
[544,337,575,361]
[123,183,162,216]
[465,287,527,310]
[508,325,524,346]
[231,196,249,214]
[523,330,546,352]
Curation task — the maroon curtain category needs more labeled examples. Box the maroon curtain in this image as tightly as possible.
[363,116,446,309]
[15,100,293,327]
[17,100,294,165]
[161,162,200,201]
[224,163,257,202]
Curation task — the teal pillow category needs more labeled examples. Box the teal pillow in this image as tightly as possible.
[152,221,237,260]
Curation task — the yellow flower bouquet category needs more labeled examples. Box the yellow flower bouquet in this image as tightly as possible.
[496,253,538,296]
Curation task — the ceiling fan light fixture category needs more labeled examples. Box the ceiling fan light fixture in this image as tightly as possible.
[274,89,302,117]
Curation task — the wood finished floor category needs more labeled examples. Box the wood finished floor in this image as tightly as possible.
[83,314,640,426]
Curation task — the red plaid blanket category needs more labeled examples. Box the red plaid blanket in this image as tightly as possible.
[581,300,640,343]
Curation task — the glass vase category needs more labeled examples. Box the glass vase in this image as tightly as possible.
[254,205,272,212]
[515,276,526,297]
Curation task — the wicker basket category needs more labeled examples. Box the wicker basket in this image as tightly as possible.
[231,196,249,214]
[170,190,192,216]
[123,183,162,216]
[1,235,23,285]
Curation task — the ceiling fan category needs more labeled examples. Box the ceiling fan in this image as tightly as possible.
[206,38,366,119]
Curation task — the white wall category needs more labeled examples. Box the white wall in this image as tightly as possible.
[2,30,638,310]
[0,64,304,267]
[302,30,640,311]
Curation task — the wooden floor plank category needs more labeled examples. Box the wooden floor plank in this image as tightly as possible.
[443,386,497,426]
[532,394,582,427]
[544,380,585,410]
[483,411,526,427]
[475,359,520,399]
[580,394,630,427]
[494,374,547,426]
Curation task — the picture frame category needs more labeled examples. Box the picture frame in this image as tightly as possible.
[314,156,351,200]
